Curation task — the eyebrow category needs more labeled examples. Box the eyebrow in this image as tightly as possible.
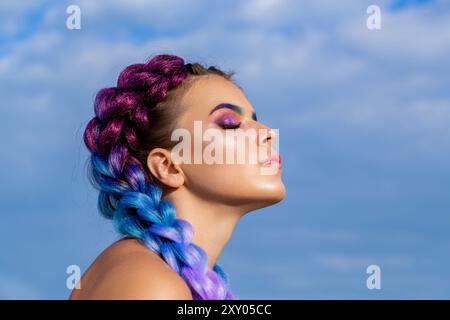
[209,103,258,121]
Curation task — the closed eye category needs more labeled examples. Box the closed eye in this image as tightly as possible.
[215,113,241,129]
[219,122,241,129]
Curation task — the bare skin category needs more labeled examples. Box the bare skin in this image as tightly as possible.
[70,75,285,299]
[69,238,193,299]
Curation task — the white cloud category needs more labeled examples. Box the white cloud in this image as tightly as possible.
[0,1,47,37]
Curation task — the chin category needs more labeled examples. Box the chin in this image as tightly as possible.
[263,182,286,205]
[242,180,286,213]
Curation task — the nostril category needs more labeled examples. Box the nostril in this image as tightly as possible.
[261,133,271,145]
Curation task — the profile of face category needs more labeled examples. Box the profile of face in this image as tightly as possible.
[148,74,286,215]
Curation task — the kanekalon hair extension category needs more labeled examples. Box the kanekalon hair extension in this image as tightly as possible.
[83,54,236,300]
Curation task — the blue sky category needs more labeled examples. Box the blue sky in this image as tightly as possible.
[1,0,449,299]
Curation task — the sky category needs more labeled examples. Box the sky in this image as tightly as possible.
[0,0,449,299]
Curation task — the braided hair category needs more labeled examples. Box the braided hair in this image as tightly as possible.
[83,54,236,300]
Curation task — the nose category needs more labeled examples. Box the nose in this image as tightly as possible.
[268,128,277,141]
[258,124,276,146]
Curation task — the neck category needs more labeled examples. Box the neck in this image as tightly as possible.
[165,189,244,269]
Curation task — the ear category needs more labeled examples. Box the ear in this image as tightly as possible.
[146,148,185,188]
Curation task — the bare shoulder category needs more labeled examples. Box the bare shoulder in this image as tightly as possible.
[70,238,193,300]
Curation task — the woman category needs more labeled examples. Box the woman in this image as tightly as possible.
[70,54,285,300]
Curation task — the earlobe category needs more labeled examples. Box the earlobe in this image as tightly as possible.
[146,148,185,188]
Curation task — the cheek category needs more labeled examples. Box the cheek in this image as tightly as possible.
[194,134,283,192]
[179,138,253,198]
[219,133,285,200]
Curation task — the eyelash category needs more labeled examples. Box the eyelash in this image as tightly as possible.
[219,122,241,129]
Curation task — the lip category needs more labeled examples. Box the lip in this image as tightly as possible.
[261,153,282,169]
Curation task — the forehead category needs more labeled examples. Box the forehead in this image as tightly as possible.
[179,74,253,119]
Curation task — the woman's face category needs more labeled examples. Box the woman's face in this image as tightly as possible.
[173,74,286,213]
